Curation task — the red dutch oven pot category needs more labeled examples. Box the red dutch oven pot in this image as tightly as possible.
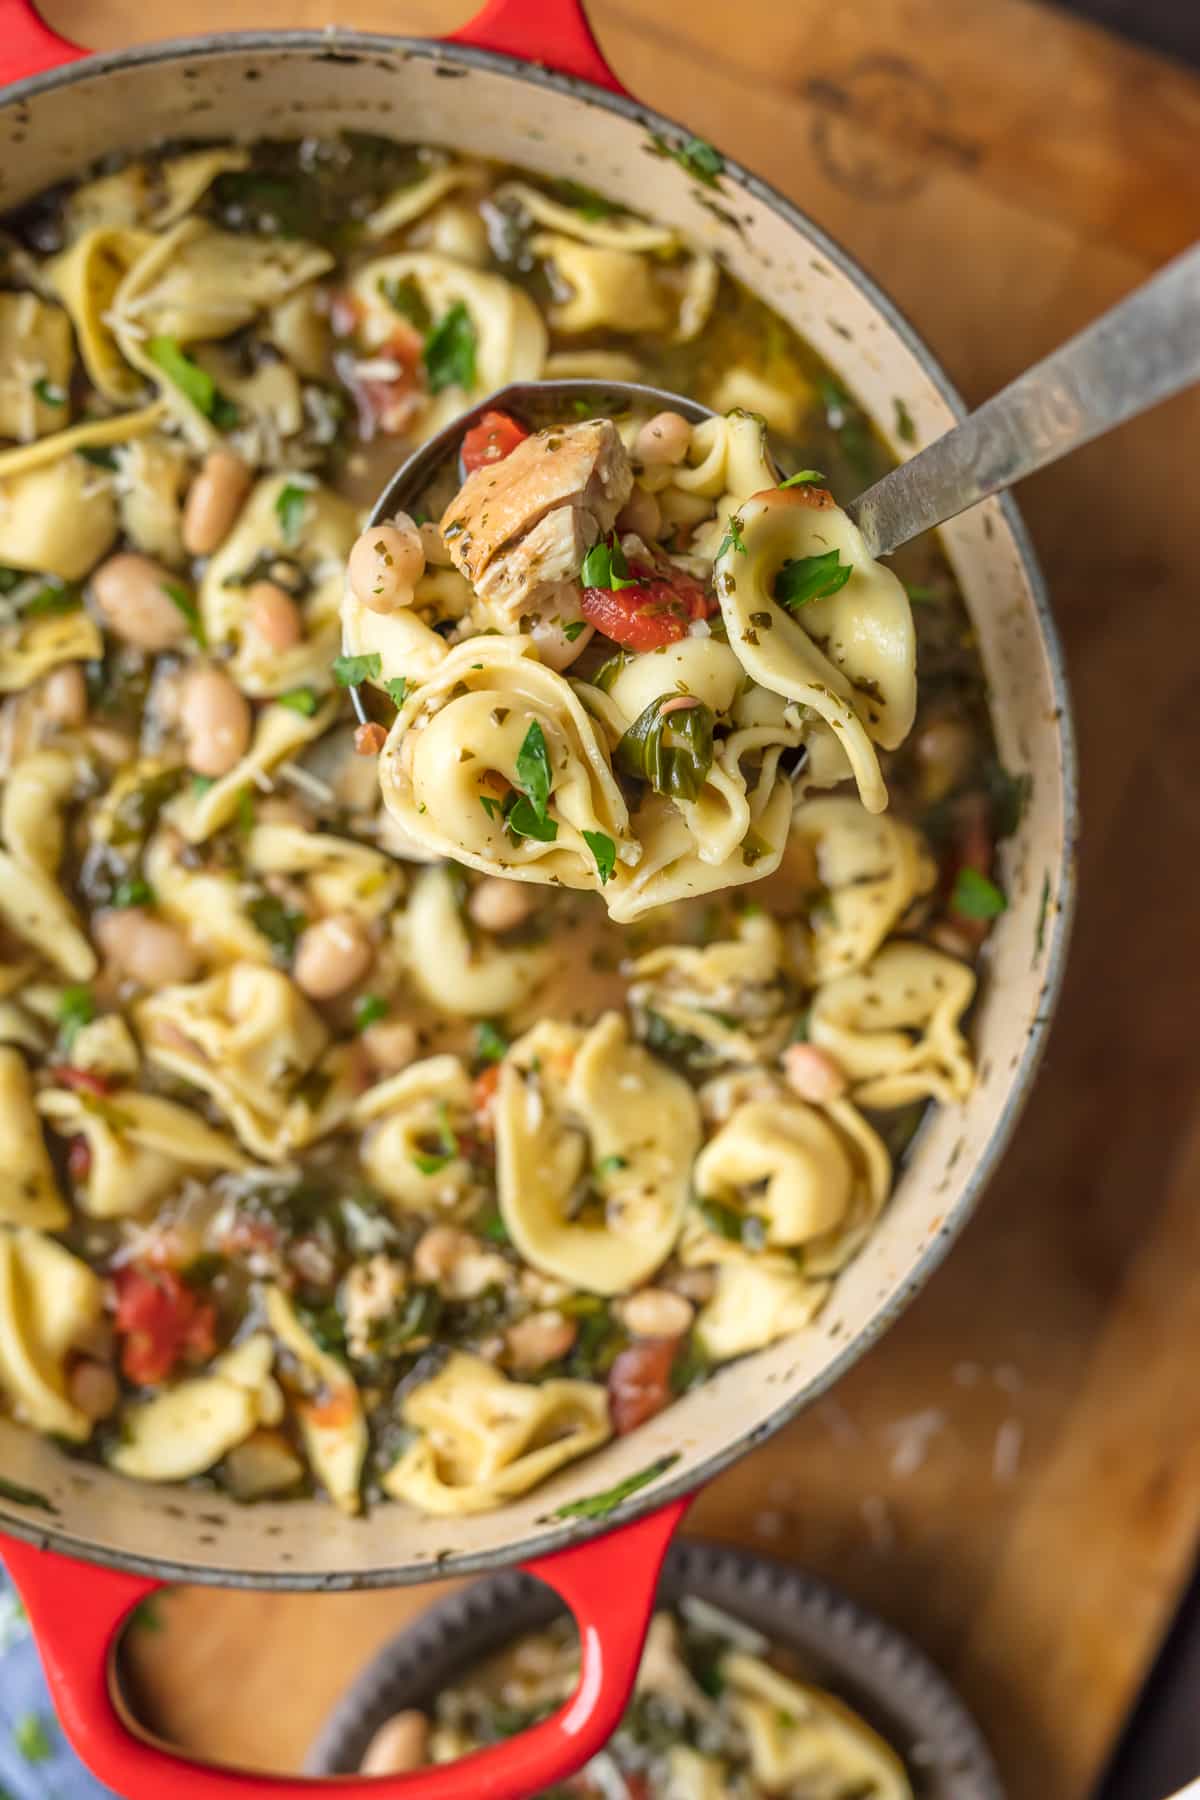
[0,3,1077,1795]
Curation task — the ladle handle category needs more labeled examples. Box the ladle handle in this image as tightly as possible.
[849,241,1200,557]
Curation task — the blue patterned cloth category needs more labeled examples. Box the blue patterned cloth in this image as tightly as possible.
[0,1572,117,1799]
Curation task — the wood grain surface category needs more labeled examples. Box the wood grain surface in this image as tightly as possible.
[35,1,1200,1794]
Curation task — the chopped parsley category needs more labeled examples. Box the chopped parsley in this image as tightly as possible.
[12,1713,53,1763]
[411,1103,458,1175]
[779,468,825,488]
[986,761,1033,839]
[616,696,715,803]
[562,619,587,643]
[479,794,502,820]
[56,984,95,1051]
[379,273,432,332]
[353,994,389,1033]
[274,481,310,545]
[715,514,746,560]
[551,1452,680,1521]
[147,336,238,429]
[593,1153,628,1178]
[161,580,206,646]
[78,444,119,470]
[951,866,1007,920]
[476,1020,509,1064]
[277,686,319,716]
[332,651,381,687]
[1035,870,1052,959]
[652,131,725,186]
[580,534,640,592]
[112,875,154,909]
[383,676,409,708]
[32,377,65,407]
[552,177,616,220]
[423,301,477,394]
[582,829,616,885]
[21,579,81,618]
[773,550,852,610]
[0,1476,55,1513]
[894,397,917,444]
[247,893,306,960]
[505,719,557,842]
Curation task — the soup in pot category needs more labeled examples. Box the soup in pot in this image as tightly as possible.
[0,135,1018,1517]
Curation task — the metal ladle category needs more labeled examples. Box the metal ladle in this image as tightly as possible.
[348,241,1200,723]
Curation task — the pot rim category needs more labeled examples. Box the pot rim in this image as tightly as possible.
[0,27,1078,1587]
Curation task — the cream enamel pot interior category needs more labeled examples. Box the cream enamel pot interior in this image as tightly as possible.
[0,3,1077,1795]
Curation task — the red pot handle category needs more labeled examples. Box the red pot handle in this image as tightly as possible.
[0,0,85,84]
[0,0,624,93]
[449,0,624,92]
[2,1497,687,1797]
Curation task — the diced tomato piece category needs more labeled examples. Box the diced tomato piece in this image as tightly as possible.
[460,409,530,473]
[580,563,716,652]
[66,1135,92,1184]
[472,1064,501,1131]
[607,1336,680,1435]
[46,1064,114,1097]
[304,1386,358,1430]
[113,1266,217,1388]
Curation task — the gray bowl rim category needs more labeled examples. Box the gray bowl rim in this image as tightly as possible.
[304,1536,1006,1799]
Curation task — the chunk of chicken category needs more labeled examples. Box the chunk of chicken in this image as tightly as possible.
[440,417,633,627]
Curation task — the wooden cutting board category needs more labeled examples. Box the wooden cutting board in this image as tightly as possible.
[37,2,1200,1794]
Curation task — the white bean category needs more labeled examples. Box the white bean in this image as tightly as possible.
[419,519,454,568]
[348,516,426,614]
[412,1225,475,1287]
[361,1711,429,1776]
[94,907,199,987]
[293,913,374,1000]
[529,613,594,672]
[622,1287,694,1340]
[634,410,692,467]
[362,1018,419,1075]
[617,484,661,540]
[246,580,303,652]
[67,1359,119,1422]
[181,448,252,556]
[468,876,537,934]
[91,553,191,651]
[179,666,252,778]
[41,663,87,728]
[506,1311,577,1373]
[781,1042,848,1104]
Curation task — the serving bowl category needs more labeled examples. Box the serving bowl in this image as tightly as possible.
[307,1538,1006,1800]
[0,3,1076,1795]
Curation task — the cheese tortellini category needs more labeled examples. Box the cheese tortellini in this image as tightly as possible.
[496,1014,701,1294]
[379,637,635,899]
[714,485,917,813]
[0,1228,102,1441]
[809,942,976,1108]
[382,1351,611,1515]
[136,964,357,1161]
